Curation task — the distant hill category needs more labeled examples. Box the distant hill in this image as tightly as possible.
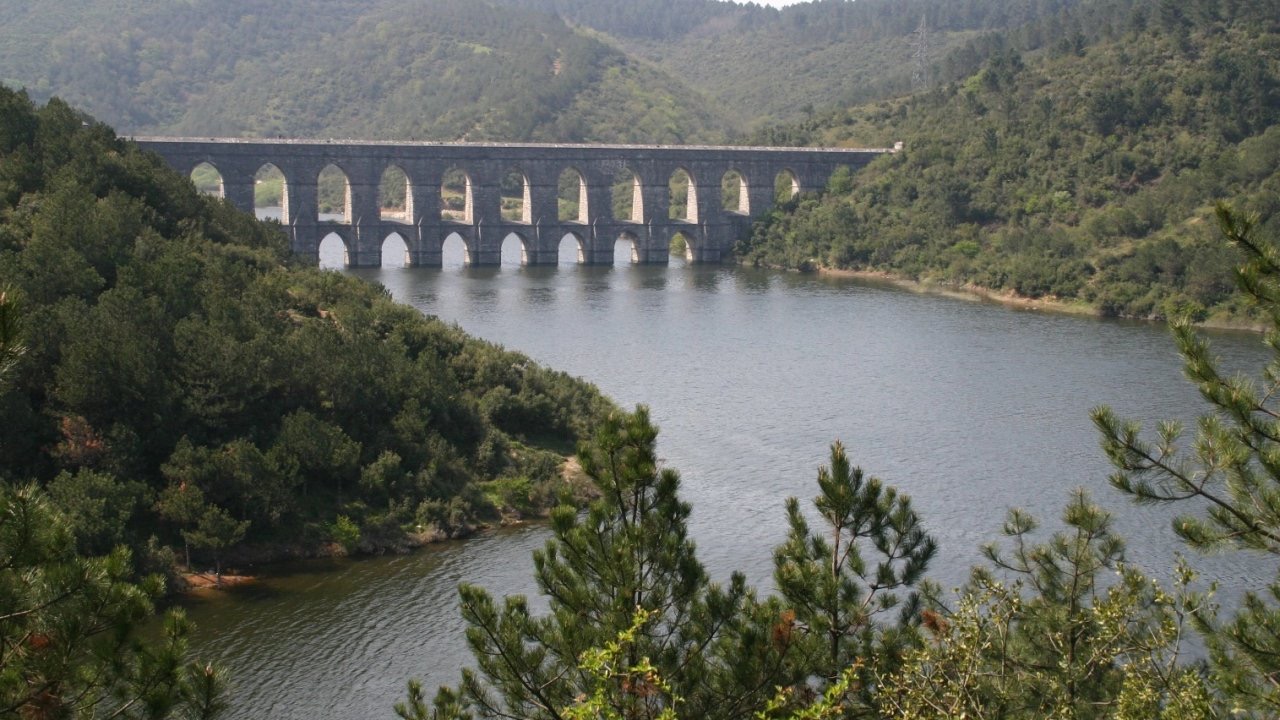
[498,0,1089,128]
[0,0,725,143]
[0,0,1094,140]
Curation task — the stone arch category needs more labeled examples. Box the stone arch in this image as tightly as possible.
[559,232,585,265]
[500,232,530,266]
[254,163,288,222]
[441,167,473,223]
[611,167,644,223]
[379,165,413,223]
[721,168,749,214]
[670,230,694,262]
[318,164,352,223]
[191,162,224,198]
[615,231,640,265]
[318,232,349,269]
[441,232,471,267]
[557,167,589,223]
[774,168,801,203]
[669,168,697,222]
[500,167,531,224]
[382,231,409,267]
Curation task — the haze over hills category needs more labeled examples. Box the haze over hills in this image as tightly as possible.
[0,0,1086,141]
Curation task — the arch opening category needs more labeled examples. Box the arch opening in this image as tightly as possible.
[442,232,470,268]
[501,233,528,266]
[382,232,409,268]
[191,162,224,198]
[318,164,351,223]
[558,234,584,265]
[775,169,801,204]
[669,169,697,222]
[671,231,693,262]
[500,168,531,224]
[441,168,472,223]
[611,168,643,223]
[254,164,288,222]
[721,169,749,214]
[615,233,639,266]
[379,165,412,223]
[318,233,347,269]
[558,168,588,223]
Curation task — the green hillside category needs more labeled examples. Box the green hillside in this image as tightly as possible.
[0,0,1099,140]
[0,86,611,572]
[741,0,1280,323]
[0,0,725,142]
[502,0,1090,128]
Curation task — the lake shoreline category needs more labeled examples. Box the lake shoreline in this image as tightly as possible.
[810,265,1267,333]
[174,457,589,595]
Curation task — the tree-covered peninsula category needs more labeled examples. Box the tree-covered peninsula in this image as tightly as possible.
[742,0,1280,325]
[0,85,612,580]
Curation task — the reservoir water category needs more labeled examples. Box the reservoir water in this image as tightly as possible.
[180,236,1275,719]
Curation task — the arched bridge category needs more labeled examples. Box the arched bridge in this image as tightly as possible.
[137,137,891,267]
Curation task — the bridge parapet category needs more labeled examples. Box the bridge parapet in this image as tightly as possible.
[136,137,892,267]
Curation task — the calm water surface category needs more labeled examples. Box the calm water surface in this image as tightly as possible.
[182,234,1274,719]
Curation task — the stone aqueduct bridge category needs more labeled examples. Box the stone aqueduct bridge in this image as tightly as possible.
[137,137,891,267]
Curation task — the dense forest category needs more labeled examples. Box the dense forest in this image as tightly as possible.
[742,0,1280,323]
[0,85,611,585]
[0,0,1092,139]
[0,0,724,143]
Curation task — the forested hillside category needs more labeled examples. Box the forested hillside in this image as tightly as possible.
[505,0,1092,127]
[0,86,611,578]
[0,0,724,143]
[0,0,1093,139]
[742,0,1280,323]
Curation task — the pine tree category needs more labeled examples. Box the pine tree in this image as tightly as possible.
[880,492,1215,720]
[400,406,787,720]
[1,289,224,718]
[772,441,936,713]
[0,484,225,718]
[1094,204,1280,715]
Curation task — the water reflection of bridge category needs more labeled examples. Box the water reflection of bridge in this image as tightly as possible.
[138,137,891,267]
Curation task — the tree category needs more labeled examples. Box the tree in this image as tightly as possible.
[1094,205,1280,715]
[156,480,207,568]
[182,504,249,583]
[772,441,936,713]
[401,406,787,720]
[879,491,1215,720]
[0,484,224,719]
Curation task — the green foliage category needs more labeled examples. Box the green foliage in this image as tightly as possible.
[330,514,361,553]
[560,609,680,720]
[744,2,1280,322]
[1094,205,1280,715]
[879,556,1215,719]
[0,483,225,718]
[0,0,1110,143]
[183,505,249,578]
[773,441,936,710]
[0,0,725,143]
[406,406,788,720]
[0,85,611,574]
